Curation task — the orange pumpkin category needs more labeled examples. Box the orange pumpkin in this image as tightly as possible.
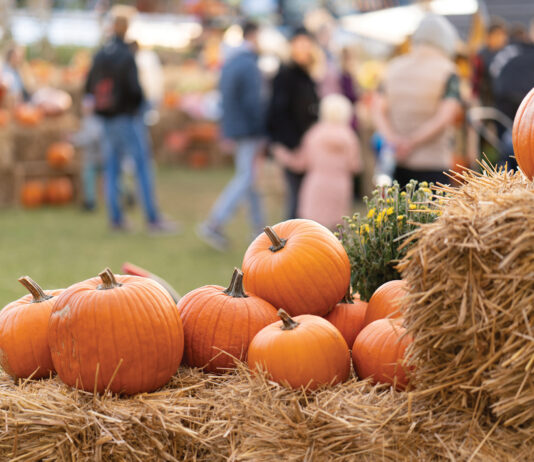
[325,289,367,348]
[45,177,73,205]
[0,109,10,127]
[0,277,62,379]
[512,87,534,179]
[248,309,350,390]
[14,104,43,126]
[242,219,351,317]
[178,268,278,372]
[188,122,219,143]
[364,280,407,327]
[21,180,45,208]
[48,268,184,394]
[352,318,412,389]
[46,142,75,169]
[188,150,209,169]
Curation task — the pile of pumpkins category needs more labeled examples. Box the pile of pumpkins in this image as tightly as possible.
[21,141,75,209]
[0,219,411,395]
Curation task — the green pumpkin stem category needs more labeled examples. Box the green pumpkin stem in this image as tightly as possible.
[341,286,354,304]
[265,226,287,253]
[223,268,248,298]
[98,268,121,290]
[18,276,52,303]
[278,309,299,331]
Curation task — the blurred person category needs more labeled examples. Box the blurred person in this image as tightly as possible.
[273,94,361,230]
[373,14,462,186]
[267,27,319,219]
[197,21,266,251]
[339,47,359,132]
[69,96,103,212]
[1,45,29,104]
[472,19,508,107]
[85,15,176,234]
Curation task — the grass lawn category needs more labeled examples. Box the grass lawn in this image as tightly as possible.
[0,163,287,306]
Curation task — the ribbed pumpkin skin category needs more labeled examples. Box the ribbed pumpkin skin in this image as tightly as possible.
[352,318,412,389]
[242,219,351,317]
[178,282,278,372]
[248,313,350,390]
[364,280,407,327]
[48,273,183,394]
[325,299,367,348]
[512,87,534,180]
[0,288,62,379]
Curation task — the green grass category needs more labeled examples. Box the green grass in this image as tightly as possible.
[0,165,285,306]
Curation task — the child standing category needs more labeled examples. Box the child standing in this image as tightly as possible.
[274,94,361,230]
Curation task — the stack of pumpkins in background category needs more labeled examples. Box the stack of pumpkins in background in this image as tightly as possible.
[21,141,75,208]
[0,219,412,395]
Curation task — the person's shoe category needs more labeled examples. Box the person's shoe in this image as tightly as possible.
[196,223,229,252]
[148,220,182,236]
[82,201,96,212]
[110,220,134,233]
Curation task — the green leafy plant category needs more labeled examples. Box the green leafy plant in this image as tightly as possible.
[336,180,444,301]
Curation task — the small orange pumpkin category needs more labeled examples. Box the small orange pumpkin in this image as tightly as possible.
[0,109,10,127]
[352,318,412,389]
[178,268,278,372]
[364,280,407,327]
[248,309,350,390]
[46,142,75,169]
[188,150,209,169]
[45,177,73,205]
[325,288,367,348]
[0,277,62,379]
[242,219,351,317]
[48,268,184,394]
[14,104,43,126]
[21,180,45,208]
[512,87,534,179]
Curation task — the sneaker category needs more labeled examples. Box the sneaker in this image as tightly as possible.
[110,220,134,233]
[82,201,96,212]
[148,220,182,236]
[196,222,229,252]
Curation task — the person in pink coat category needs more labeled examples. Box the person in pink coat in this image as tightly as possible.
[274,94,361,229]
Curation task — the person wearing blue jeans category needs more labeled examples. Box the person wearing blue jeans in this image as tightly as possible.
[197,21,266,251]
[85,15,175,233]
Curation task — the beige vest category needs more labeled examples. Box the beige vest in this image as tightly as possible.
[384,45,455,171]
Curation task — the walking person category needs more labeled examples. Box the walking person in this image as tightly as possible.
[267,27,319,219]
[85,14,175,233]
[197,21,266,251]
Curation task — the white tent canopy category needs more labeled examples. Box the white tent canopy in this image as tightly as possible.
[342,0,478,45]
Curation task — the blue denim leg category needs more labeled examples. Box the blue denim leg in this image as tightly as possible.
[82,155,98,206]
[102,121,124,225]
[208,138,264,230]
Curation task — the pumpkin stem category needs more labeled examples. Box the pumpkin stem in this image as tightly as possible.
[98,268,122,290]
[278,309,299,330]
[18,276,52,303]
[223,268,248,298]
[264,226,287,252]
[340,286,354,304]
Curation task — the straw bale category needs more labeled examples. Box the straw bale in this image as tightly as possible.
[399,164,534,428]
[0,362,531,461]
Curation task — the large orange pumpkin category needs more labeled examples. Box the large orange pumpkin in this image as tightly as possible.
[178,268,278,372]
[48,268,184,394]
[21,180,45,208]
[242,219,351,317]
[364,280,407,327]
[512,87,534,179]
[352,318,412,389]
[248,309,350,390]
[14,104,43,126]
[46,142,75,169]
[45,177,73,205]
[0,277,62,379]
[325,289,367,348]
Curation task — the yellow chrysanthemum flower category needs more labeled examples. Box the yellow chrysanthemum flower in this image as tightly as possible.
[409,204,417,210]
[367,208,375,218]
[386,207,394,216]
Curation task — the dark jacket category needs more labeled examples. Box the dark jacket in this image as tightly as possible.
[219,46,264,139]
[85,36,144,117]
[267,63,319,150]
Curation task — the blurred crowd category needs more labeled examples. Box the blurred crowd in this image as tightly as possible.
[2,8,534,249]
